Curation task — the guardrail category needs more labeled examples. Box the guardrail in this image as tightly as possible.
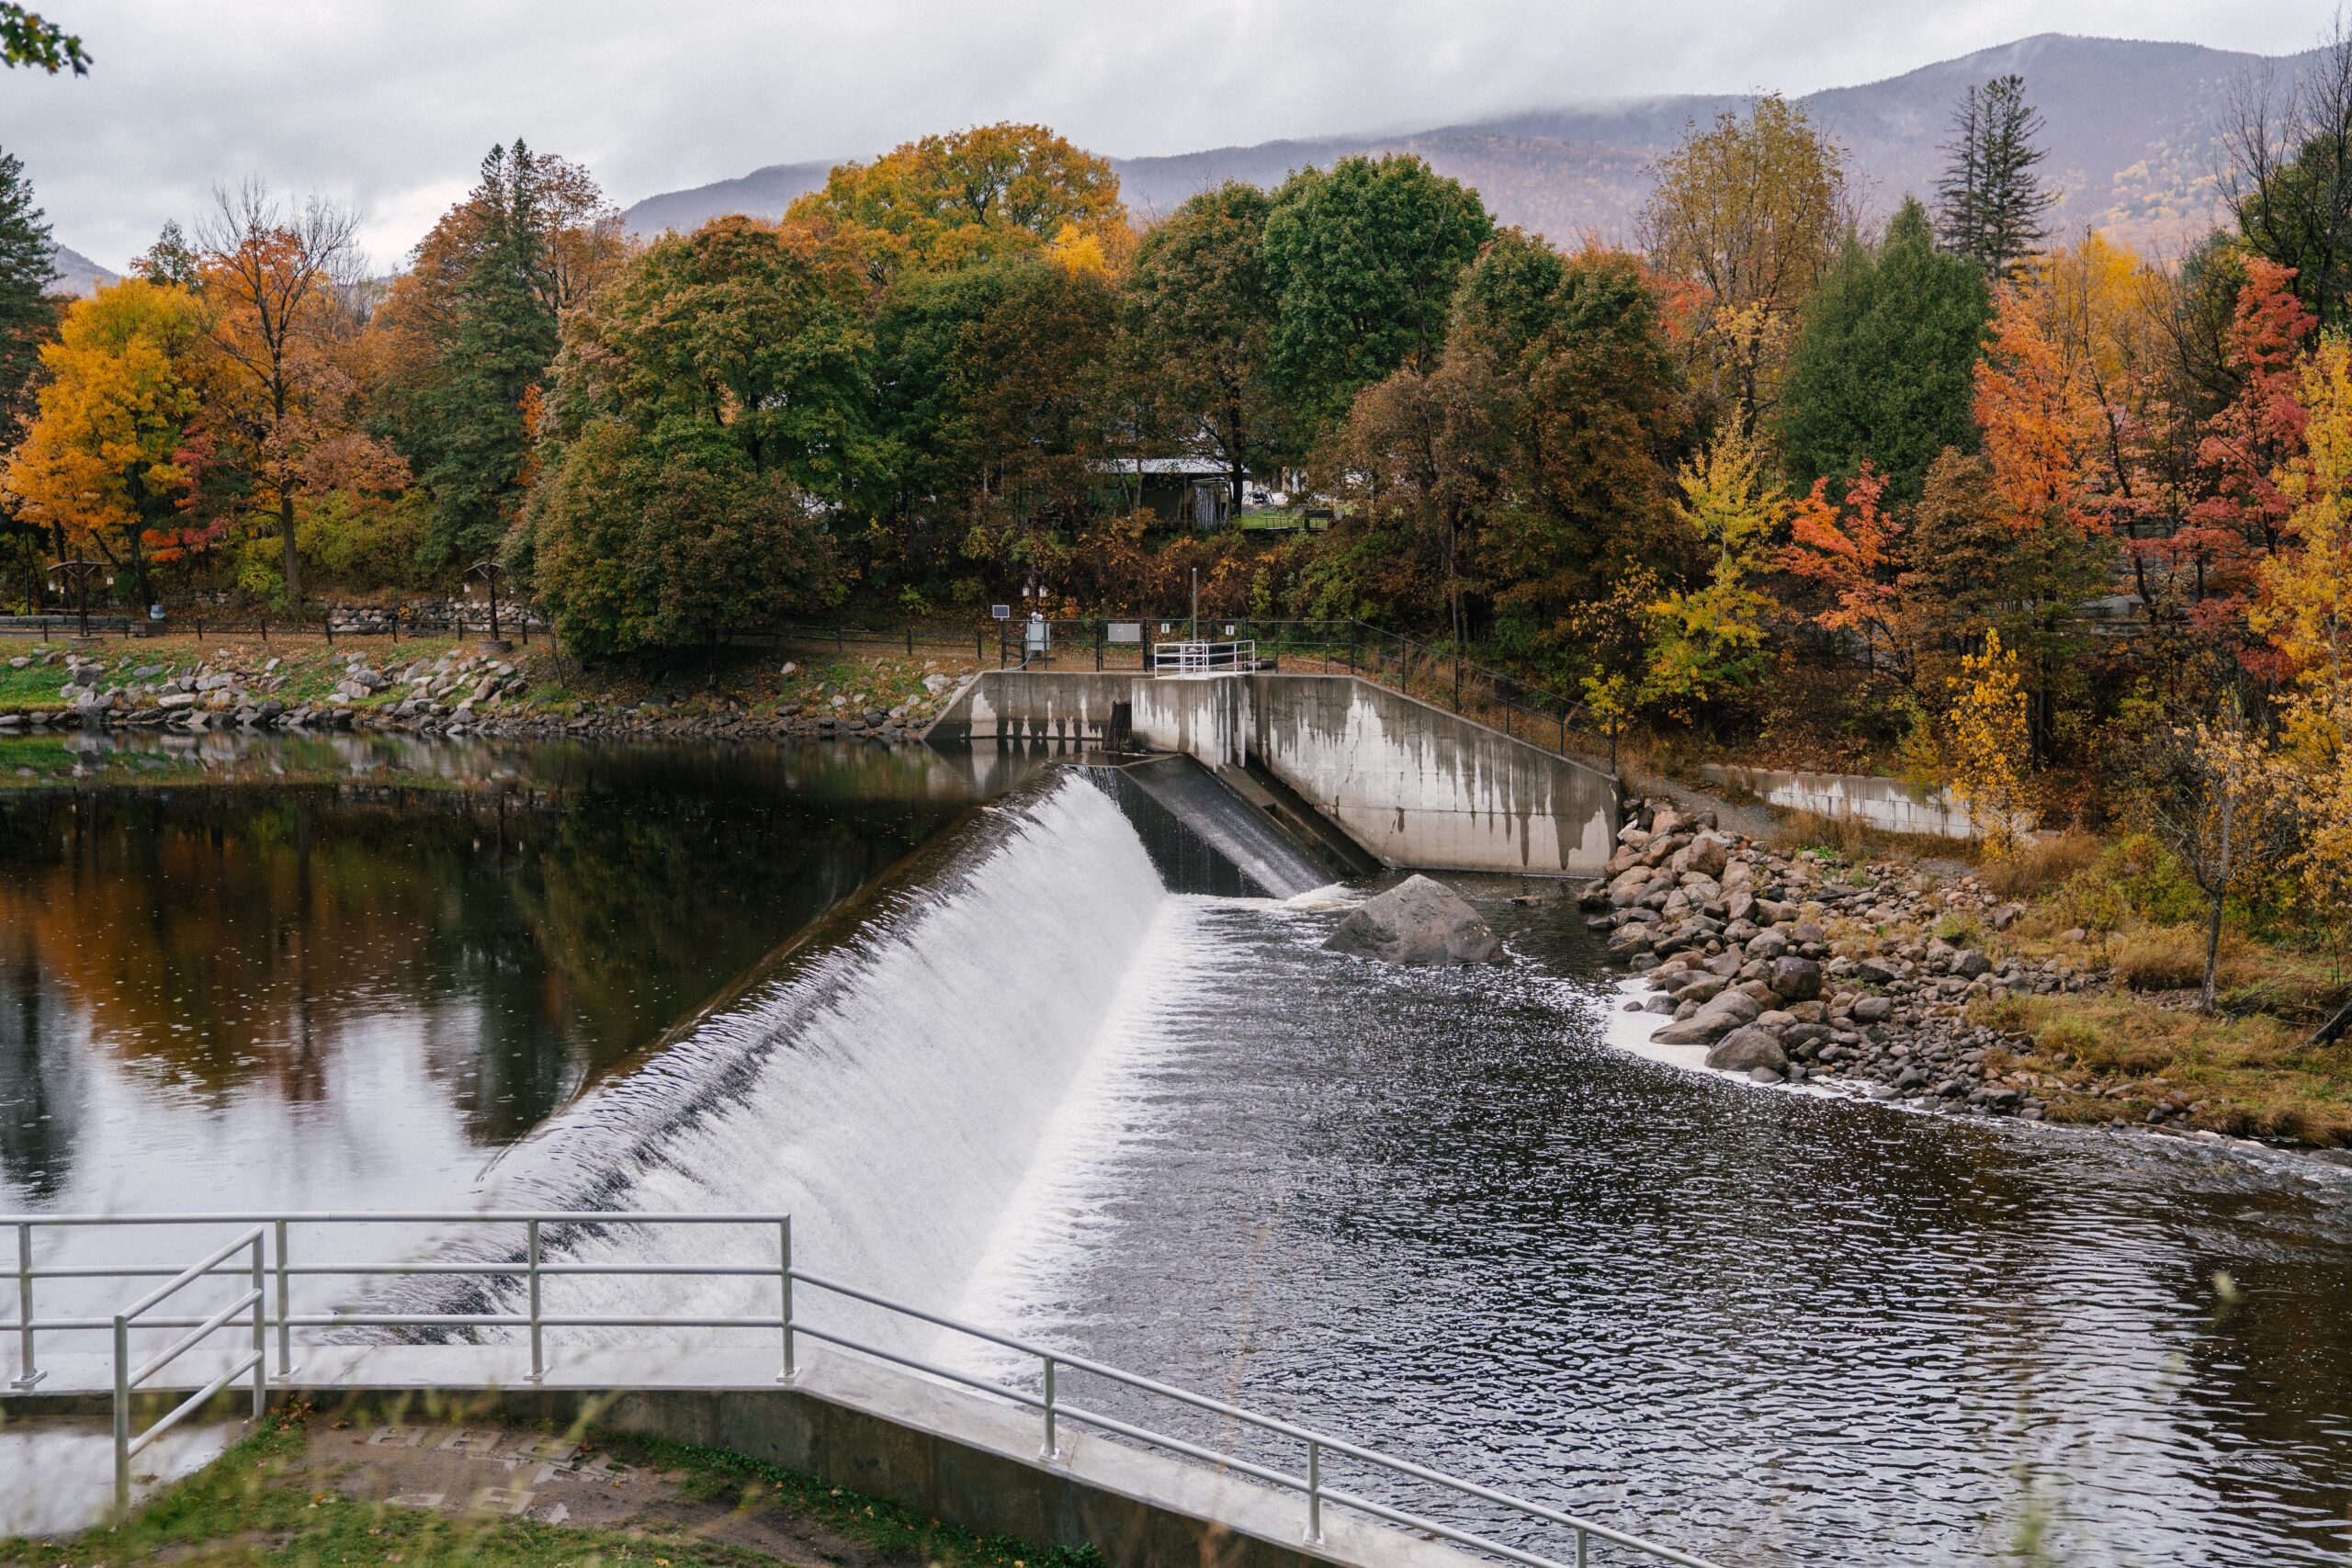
[6,1210,1717,1567]
[1150,639,1259,676]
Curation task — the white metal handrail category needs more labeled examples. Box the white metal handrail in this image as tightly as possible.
[1151,639,1257,676]
[5,1212,1720,1567]
[107,1225,267,1523]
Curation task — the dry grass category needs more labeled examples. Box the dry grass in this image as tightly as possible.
[2109,923,2261,993]
[1981,829,2101,899]
[1973,991,2352,1145]
[1764,807,1973,865]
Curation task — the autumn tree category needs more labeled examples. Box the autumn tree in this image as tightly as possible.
[2254,333,2352,940]
[1945,626,2032,854]
[373,142,625,565]
[1781,465,1918,680]
[786,123,1126,282]
[1638,95,1847,432]
[196,184,404,602]
[2141,696,2288,1011]
[1935,73,2055,282]
[1641,418,1784,716]
[1119,182,1287,515]
[1777,197,1989,502]
[1261,154,1494,431]
[3,280,209,606]
[130,220,199,288]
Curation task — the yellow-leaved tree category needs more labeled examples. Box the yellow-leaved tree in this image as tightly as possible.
[1946,626,2031,856]
[1640,418,1784,718]
[3,278,209,607]
[2256,334,2352,956]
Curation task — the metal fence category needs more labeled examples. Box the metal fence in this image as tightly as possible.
[5,1210,1716,1565]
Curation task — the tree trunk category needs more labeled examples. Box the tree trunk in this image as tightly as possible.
[2202,790,2234,1015]
[279,494,301,604]
[2313,993,2352,1047]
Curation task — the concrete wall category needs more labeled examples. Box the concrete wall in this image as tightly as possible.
[1698,762,1985,840]
[930,671,1617,874]
[6,1346,1484,1568]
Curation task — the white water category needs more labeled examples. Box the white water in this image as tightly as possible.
[464,775,1175,1361]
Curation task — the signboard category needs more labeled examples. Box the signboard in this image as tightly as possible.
[990,604,1012,620]
[1106,621,1143,645]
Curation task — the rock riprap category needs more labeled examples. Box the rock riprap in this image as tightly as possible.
[1585,801,2106,1121]
[1326,874,1500,965]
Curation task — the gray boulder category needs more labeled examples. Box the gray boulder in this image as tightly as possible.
[1769,955,1824,1001]
[1324,874,1499,965]
[1706,1026,1790,1073]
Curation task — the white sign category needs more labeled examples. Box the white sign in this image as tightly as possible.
[1107,621,1143,644]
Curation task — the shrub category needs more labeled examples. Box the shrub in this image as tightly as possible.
[2051,833,2206,932]
[2109,924,2257,992]
[1933,912,1986,946]
[1982,828,2100,898]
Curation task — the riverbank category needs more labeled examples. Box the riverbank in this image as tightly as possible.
[1585,800,2352,1153]
[0,634,978,753]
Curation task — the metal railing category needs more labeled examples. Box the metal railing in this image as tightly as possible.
[5,1210,1717,1567]
[107,1226,268,1521]
[1151,639,1259,676]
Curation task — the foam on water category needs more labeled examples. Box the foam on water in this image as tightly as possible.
[448,773,1172,1357]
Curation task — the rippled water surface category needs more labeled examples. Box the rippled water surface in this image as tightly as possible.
[991,886,2352,1567]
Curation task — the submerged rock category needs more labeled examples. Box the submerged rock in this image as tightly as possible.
[1324,874,1499,965]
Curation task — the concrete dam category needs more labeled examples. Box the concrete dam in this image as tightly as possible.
[925,671,1621,876]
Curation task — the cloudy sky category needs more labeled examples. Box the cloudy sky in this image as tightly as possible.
[0,0,2329,271]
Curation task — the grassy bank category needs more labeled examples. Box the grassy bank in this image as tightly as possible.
[0,1404,1102,1568]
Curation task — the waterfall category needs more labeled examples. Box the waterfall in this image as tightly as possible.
[453,772,1171,1359]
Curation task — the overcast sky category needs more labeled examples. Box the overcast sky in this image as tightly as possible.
[0,0,2330,271]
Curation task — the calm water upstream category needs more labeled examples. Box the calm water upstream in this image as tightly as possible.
[3,739,2348,1565]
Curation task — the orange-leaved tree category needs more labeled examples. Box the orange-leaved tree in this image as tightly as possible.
[196,184,405,603]
[3,278,209,606]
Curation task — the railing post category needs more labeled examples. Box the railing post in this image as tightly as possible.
[1576,1526,1589,1566]
[1453,653,1462,712]
[11,1221,39,1389]
[1041,1353,1057,1459]
[272,1218,292,1380]
[778,1216,795,1382]
[112,1313,130,1525]
[249,1235,266,1419]
[526,1219,544,1383]
[1306,1437,1322,1542]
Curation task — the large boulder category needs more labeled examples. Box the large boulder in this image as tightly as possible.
[1705,1026,1790,1073]
[1769,956,1824,1002]
[1324,874,1499,965]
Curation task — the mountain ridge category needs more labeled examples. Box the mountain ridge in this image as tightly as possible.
[624,33,2307,252]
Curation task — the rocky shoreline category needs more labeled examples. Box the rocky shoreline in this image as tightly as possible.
[1579,799,2281,1147]
[4,646,958,747]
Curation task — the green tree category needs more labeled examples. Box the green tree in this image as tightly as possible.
[870,256,1116,597]
[0,5,85,73]
[527,419,833,658]
[1935,73,2055,282]
[1777,197,1990,502]
[545,215,870,493]
[1261,154,1494,432]
[375,142,624,567]
[130,219,200,288]
[0,146,59,593]
[1120,182,1286,513]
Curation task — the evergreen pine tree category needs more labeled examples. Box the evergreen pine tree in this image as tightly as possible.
[0,145,57,441]
[421,141,561,565]
[1777,197,1990,503]
[1936,74,2055,281]
[130,220,200,288]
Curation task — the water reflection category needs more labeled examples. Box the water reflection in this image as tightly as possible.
[0,732,1000,1210]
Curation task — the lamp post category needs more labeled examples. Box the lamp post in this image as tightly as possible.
[464,558,508,647]
[46,559,107,642]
